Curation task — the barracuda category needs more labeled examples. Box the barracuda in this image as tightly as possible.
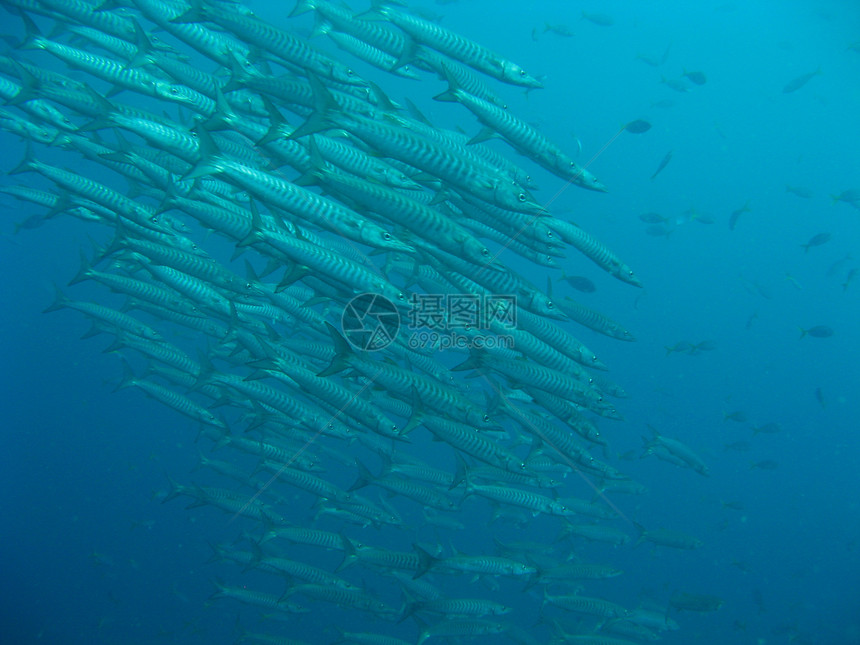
[365,1,542,89]
[435,70,606,192]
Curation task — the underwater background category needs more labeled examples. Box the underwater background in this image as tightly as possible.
[1,1,859,643]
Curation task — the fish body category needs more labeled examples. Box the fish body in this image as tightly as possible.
[783,67,822,93]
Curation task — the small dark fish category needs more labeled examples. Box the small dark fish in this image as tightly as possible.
[831,189,860,208]
[691,340,716,352]
[670,592,724,612]
[786,184,814,198]
[650,150,673,181]
[543,23,574,37]
[745,311,758,329]
[724,441,751,452]
[664,341,694,356]
[560,274,596,293]
[800,232,831,252]
[721,500,745,511]
[752,422,782,435]
[826,253,853,277]
[581,10,614,26]
[645,224,672,238]
[723,410,747,423]
[660,76,691,93]
[637,43,671,67]
[815,387,826,409]
[783,67,822,93]
[799,325,833,338]
[682,69,707,85]
[843,267,859,291]
[750,460,779,470]
[624,119,651,134]
[690,211,715,224]
[639,212,667,224]
[729,200,751,230]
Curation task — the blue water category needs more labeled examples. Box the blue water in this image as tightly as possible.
[2,1,859,643]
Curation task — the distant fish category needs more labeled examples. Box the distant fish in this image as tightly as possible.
[639,212,667,224]
[682,69,707,85]
[660,75,691,93]
[581,10,614,26]
[729,200,751,230]
[670,592,724,613]
[786,184,814,198]
[650,150,673,180]
[799,325,833,339]
[750,460,779,471]
[843,267,859,291]
[723,410,747,423]
[784,273,802,290]
[543,22,574,37]
[815,387,826,409]
[559,273,596,293]
[825,253,853,278]
[724,441,751,452]
[752,422,782,435]
[645,224,672,238]
[783,67,822,93]
[638,42,672,67]
[664,341,694,356]
[800,232,831,252]
[831,189,860,209]
[624,119,651,134]
[690,340,716,353]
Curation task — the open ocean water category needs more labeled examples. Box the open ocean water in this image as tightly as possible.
[1,0,859,644]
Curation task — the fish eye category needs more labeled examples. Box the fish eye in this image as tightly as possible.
[482,414,490,422]
[170,87,179,95]
[519,70,526,77]
[517,193,527,202]
[546,300,554,309]
[481,248,490,256]
[383,232,392,240]
[397,292,405,300]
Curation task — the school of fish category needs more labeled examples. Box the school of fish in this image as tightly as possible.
[0,0,723,643]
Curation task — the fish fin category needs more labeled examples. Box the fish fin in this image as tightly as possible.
[183,126,222,181]
[347,457,374,492]
[316,322,354,377]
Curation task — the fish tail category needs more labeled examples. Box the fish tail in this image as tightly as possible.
[289,0,316,18]
[67,249,93,286]
[42,283,69,314]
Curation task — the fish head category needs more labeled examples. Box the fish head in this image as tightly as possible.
[526,291,567,321]
[362,225,414,253]
[329,62,369,88]
[503,62,544,89]
[493,181,548,215]
[571,165,608,192]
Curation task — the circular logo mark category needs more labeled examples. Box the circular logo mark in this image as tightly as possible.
[341,293,400,351]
